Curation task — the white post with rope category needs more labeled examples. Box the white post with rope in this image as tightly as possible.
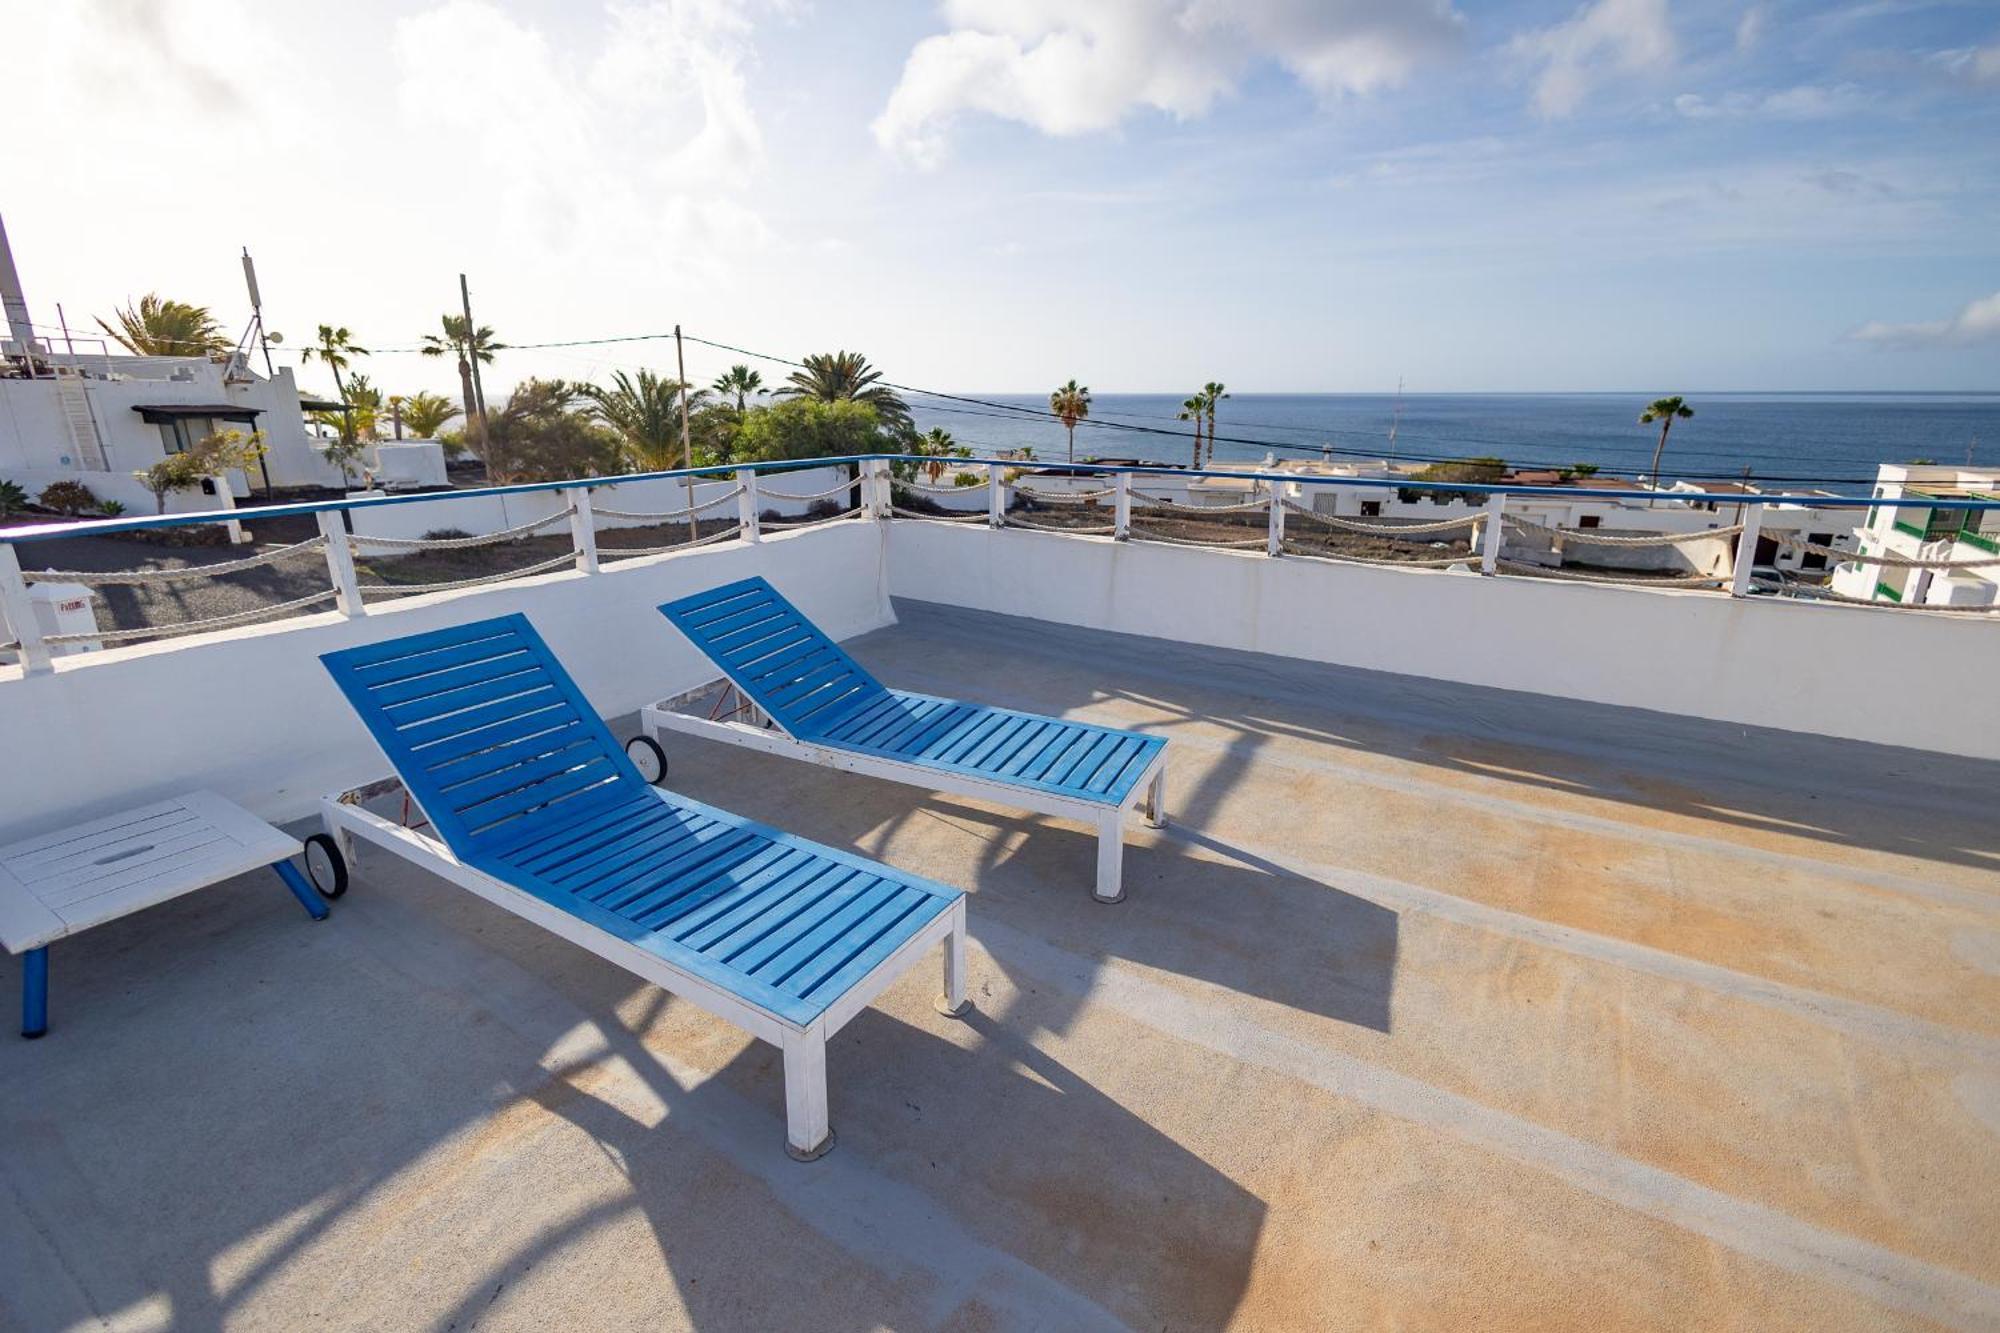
[736,469,761,544]
[567,488,599,574]
[871,459,893,519]
[1730,504,1764,598]
[1265,481,1285,557]
[1480,494,1506,575]
[987,464,1004,528]
[317,510,365,617]
[1114,472,1131,541]
[0,543,52,676]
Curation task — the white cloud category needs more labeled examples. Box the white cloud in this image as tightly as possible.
[872,0,1465,167]
[1672,83,1867,120]
[393,0,771,271]
[1734,5,1766,52]
[1929,43,2000,84]
[1850,291,2000,346]
[1510,0,1675,119]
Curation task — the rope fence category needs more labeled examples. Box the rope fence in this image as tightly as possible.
[1015,486,1116,504]
[763,506,865,527]
[1281,545,1473,569]
[902,477,990,493]
[599,524,747,560]
[1133,491,1270,513]
[349,512,568,551]
[1131,528,1267,550]
[759,481,859,502]
[1496,558,1725,587]
[22,535,330,585]
[1782,534,2000,570]
[592,486,743,522]
[891,506,988,523]
[1751,577,2000,612]
[1503,516,1744,547]
[1281,501,1483,537]
[1004,513,1116,535]
[359,550,579,598]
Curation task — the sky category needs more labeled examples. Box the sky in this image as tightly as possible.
[5,0,1998,397]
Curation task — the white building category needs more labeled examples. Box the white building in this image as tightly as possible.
[1830,463,2000,607]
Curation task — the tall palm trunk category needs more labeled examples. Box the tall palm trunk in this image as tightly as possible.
[1646,418,1673,506]
[1066,421,1076,464]
[1191,418,1203,470]
[457,353,480,460]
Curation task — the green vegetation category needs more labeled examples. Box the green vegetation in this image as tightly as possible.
[0,480,27,518]
[421,315,505,460]
[1399,456,1505,505]
[778,351,912,436]
[134,431,267,513]
[302,325,370,449]
[482,380,625,483]
[95,294,231,357]
[399,390,460,439]
[1049,380,1090,464]
[581,369,706,471]
[735,398,884,462]
[1639,395,1693,488]
[712,364,765,415]
[1201,381,1228,469]
[904,426,971,484]
[1178,396,1204,468]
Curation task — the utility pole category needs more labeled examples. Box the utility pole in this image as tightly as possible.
[675,324,697,543]
[460,273,491,469]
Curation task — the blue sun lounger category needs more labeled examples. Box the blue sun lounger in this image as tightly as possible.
[317,614,969,1161]
[635,578,1169,903]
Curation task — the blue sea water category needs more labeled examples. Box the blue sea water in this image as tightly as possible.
[906,393,2000,493]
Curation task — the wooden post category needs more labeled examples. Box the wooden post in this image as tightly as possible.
[317,510,365,617]
[0,543,52,675]
[1480,493,1506,574]
[567,488,599,574]
[736,469,761,544]
[1114,472,1131,540]
[1731,503,1764,597]
[1266,482,1285,557]
[674,325,698,545]
[987,464,1005,528]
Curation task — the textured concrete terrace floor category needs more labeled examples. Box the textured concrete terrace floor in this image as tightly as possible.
[3,599,1997,1331]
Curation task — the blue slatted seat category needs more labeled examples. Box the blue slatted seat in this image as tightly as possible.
[320,614,970,1159]
[648,578,1170,902]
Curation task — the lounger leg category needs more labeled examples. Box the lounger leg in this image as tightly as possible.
[934,898,972,1018]
[1145,761,1169,829]
[781,1026,834,1162]
[272,860,331,922]
[21,947,48,1039]
[1094,815,1126,905]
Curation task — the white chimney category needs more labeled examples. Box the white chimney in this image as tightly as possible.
[0,212,37,356]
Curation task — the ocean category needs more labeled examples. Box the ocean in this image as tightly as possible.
[905,393,2000,493]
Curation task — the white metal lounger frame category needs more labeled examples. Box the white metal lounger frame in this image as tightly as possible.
[320,785,969,1160]
[637,683,1169,904]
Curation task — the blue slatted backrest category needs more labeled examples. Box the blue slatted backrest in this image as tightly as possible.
[659,577,887,740]
[320,615,649,859]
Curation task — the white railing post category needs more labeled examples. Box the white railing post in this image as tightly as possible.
[870,459,893,518]
[736,469,761,543]
[1480,493,1506,574]
[567,487,599,574]
[1266,482,1285,557]
[317,509,365,617]
[0,543,53,675]
[987,464,1005,528]
[1731,503,1764,597]
[1114,472,1131,541]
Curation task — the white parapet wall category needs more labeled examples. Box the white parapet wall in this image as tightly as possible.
[0,521,892,841]
[886,521,2000,762]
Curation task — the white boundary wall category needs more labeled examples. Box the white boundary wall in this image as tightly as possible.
[345,465,853,542]
[886,522,2000,761]
[0,522,891,841]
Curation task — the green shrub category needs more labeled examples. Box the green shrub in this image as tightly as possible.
[0,479,26,517]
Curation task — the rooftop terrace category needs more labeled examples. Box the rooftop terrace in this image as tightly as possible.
[3,597,1996,1330]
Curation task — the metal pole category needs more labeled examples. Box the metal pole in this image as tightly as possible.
[459,273,491,466]
[674,325,697,544]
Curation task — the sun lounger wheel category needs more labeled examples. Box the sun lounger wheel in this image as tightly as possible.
[626,735,669,785]
[303,833,349,899]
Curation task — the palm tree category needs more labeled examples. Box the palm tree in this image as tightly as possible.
[301,324,368,445]
[1639,395,1694,502]
[1049,379,1091,465]
[1179,396,1206,469]
[420,315,505,456]
[95,294,231,357]
[712,364,764,414]
[1201,381,1228,469]
[580,369,706,471]
[912,426,969,484]
[778,351,911,434]
[400,390,459,439]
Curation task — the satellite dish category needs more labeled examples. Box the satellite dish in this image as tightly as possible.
[267,331,284,345]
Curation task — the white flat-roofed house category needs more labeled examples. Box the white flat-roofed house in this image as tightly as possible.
[1832,463,2000,607]
[0,349,347,515]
